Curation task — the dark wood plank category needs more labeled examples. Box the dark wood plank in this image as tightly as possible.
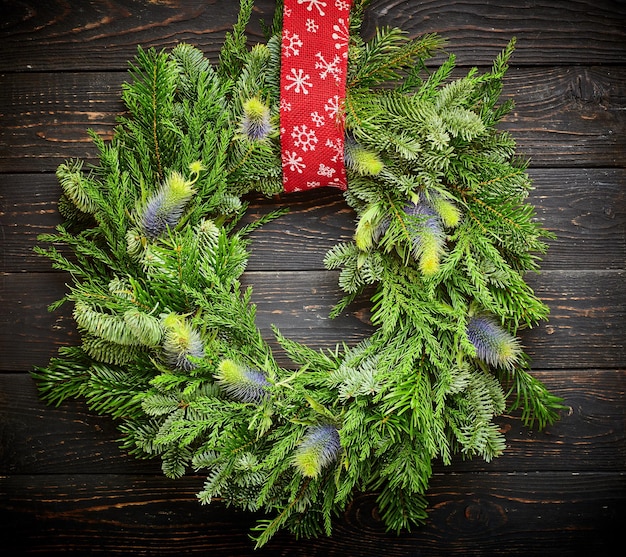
[1,175,73,273]
[0,375,162,476]
[499,66,626,167]
[1,0,624,71]
[1,1,624,554]
[1,472,623,556]
[0,272,78,373]
[363,0,626,66]
[0,71,123,173]
[2,65,625,172]
[527,168,626,271]
[1,270,624,372]
[523,270,626,369]
[246,269,626,370]
[0,0,275,72]
[212,166,626,272]
[1,370,624,475]
[3,168,625,273]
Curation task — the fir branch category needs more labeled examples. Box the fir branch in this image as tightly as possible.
[218,0,255,79]
[32,347,92,406]
[56,160,100,215]
[500,366,566,429]
[253,479,312,548]
[376,485,429,534]
[81,362,151,419]
[350,29,444,88]
[121,47,178,182]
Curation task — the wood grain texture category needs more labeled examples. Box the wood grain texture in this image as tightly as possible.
[1,0,624,71]
[0,0,624,555]
[0,0,276,72]
[1,370,624,475]
[2,169,625,272]
[2,269,624,371]
[1,473,624,556]
[362,0,626,66]
[2,66,625,172]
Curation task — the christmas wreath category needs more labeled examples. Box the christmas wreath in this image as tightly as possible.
[34,0,564,547]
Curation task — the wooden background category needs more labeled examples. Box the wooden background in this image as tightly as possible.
[1,1,625,555]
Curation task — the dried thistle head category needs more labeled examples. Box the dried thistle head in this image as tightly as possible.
[293,424,341,478]
[162,313,205,371]
[141,171,196,239]
[216,359,270,403]
[466,316,521,370]
[240,97,273,141]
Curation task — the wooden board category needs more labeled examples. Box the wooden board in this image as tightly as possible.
[1,1,625,555]
[2,169,626,272]
[2,67,626,172]
[1,0,624,71]
[2,472,624,556]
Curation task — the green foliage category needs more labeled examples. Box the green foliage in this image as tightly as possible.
[33,0,563,547]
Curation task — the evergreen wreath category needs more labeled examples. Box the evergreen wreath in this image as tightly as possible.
[34,0,564,547]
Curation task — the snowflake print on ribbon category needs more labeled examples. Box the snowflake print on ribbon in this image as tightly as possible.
[315,52,343,82]
[324,95,342,121]
[318,163,336,177]
[292,124,318,152]
[332,18,350,57]
[284,68,313,95]
[283,29,303,57]
[280,0,352,192]
[305,19,319,33]
[311,111,325,127]
[283,151,306,174]
[325,138,343,162]
[298,0,327,16]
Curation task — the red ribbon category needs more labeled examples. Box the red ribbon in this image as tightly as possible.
[280,0,352,193]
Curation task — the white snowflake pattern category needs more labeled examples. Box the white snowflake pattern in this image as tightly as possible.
[297,0,327,16]
[315,52,343,81]
[324,95,342,120]
[291,124,318,152]
[311,111,325,127]
[307,181,321,188]
[283,151,306,173]
[305,18,319,33]
[280,99,292,112]
[332,18,350,57]
[284,68,313,95]
[335,0,350,10]
[325,137,343,162]
[317,163,336,177]
[282,29,303,57]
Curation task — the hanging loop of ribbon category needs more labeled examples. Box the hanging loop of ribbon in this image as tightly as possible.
[279,0,353,193]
